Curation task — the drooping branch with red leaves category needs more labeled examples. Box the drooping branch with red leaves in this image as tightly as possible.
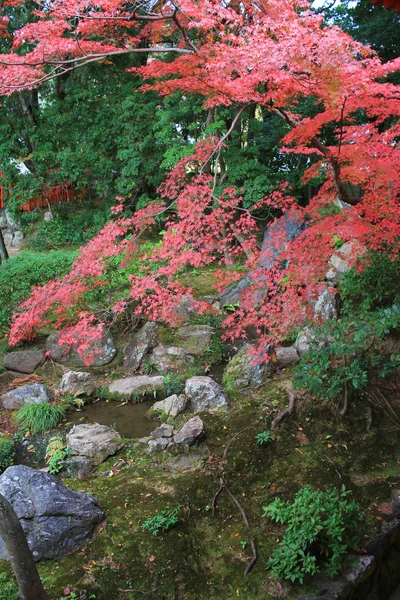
[2,0,399,363]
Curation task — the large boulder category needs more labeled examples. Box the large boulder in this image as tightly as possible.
[220,209,306,306]
[222,344,275,390]
[326,241,366,284]
[0,465,103,561]
[151,394,188,417]
[4,350,45,374]
[59,371,96,396]
[2,383,54,410]
[275,346,299,367]
[314,287,338,321]
[185,376,229,412]
[295,326,331,357]
[123,322,159,372]
[108,375,164,399]
[148,344,194,374]
[174,416,205,446]
[46,330,117,367]
[176,325,215,356]
[67,423,124,464]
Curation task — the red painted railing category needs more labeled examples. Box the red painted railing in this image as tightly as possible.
[0,179,75,212]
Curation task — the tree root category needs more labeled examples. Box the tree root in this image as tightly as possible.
[212,476,258,575]
[271,387,297,430]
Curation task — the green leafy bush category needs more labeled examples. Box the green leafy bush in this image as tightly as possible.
[15,403,67,435]
[263,485,360,583]
[0,435,14,473]
[142,506,182,536]
[294,252,400,401]
[45,436,69,474]
[0,573,19,600]
[0,250,76,331]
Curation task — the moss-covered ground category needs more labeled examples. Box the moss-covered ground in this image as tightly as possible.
[1,374,399,600]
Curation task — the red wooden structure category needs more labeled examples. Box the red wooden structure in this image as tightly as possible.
[372,0,400,10]
[0,175,75,212]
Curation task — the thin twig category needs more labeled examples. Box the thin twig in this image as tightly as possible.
[271,387,297,430]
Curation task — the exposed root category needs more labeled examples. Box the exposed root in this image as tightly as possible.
[271,387,297,430]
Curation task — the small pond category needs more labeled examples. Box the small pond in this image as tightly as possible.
[66,399,156,439]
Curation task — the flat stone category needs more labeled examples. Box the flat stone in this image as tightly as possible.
[151,424,174,438]
[67,423,124,464]
[46,330,117,367]
[58,456,94,480]
[59,371,96,396]
[2,383,54,410]
[148,438,169,453]
[174,416,205,445]
[151,394,188,417]
[108,375,164,398]
[185,376,229,412]
[123,322,158,372]
[4,350,45,374]
[0,465,103,561]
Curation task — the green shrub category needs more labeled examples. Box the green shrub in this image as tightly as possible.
[15,403,67,435]
[163,373,186,396]
[0,573,19,600]
[142,506,182,536]
[45,436,69,474]
[263,485,360,583]
[0,250,76,331]
[0,435,14,473]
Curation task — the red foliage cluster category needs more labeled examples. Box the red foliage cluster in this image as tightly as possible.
[0,0,399,362]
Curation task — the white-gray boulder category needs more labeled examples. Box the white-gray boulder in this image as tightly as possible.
[46,330,117,367]
[4,350,45,374]
[59,371,96,396]
[123,322,158,372]
[151,394,188,417]
[185,376,228,412]
[275,346,299,367]
[314,287,338,321]
[67,423,124,464]
[174,416,205,445]
[222,344,275,390]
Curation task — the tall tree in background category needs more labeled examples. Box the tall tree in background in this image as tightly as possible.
[0,0,398,359]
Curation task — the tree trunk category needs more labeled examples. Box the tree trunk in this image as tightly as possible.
[0,493,48,600]
[0,229,9,264]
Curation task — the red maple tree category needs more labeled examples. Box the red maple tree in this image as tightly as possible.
[1,0,399,362]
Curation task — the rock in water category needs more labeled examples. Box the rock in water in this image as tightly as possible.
[59,371,96,396]
[67,423,124,464]
[46,330,117,367]
[0,465,103,561]
[4,350,45,374]
[185,376,228,412]
[2,384,54,410]
[123,322,159,371]
[108,375,164,398]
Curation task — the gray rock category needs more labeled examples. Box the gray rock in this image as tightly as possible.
[222,344,275,390]
[43,211,53,222]
[108,375,164,398]
[148,344,193,374]
[326,241,366,284]
[343,554,375,584]
[0,465,103,561]
[259,208,306,269]
[12,230,24,248]
[174,294,202,322]
[148,438,169,453]
[46,330,117,367]
[67,423,124,464]
[2,383,54,410]
[185,376,228,412]
[3,232,13,247]
[0,211,7,228]
[123,322,158,372]
[4,350,45,374]
[151,424,174,438]
[151,394,188,417]
[275,346,299,367]
[58,456,94,479]
[177,325,215,356]
[295,326,331,357]
[59,371,96,396]
[314,287,338,321]
[174,416,205,445]
[220,274,252,307]
[5,209,18,230]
